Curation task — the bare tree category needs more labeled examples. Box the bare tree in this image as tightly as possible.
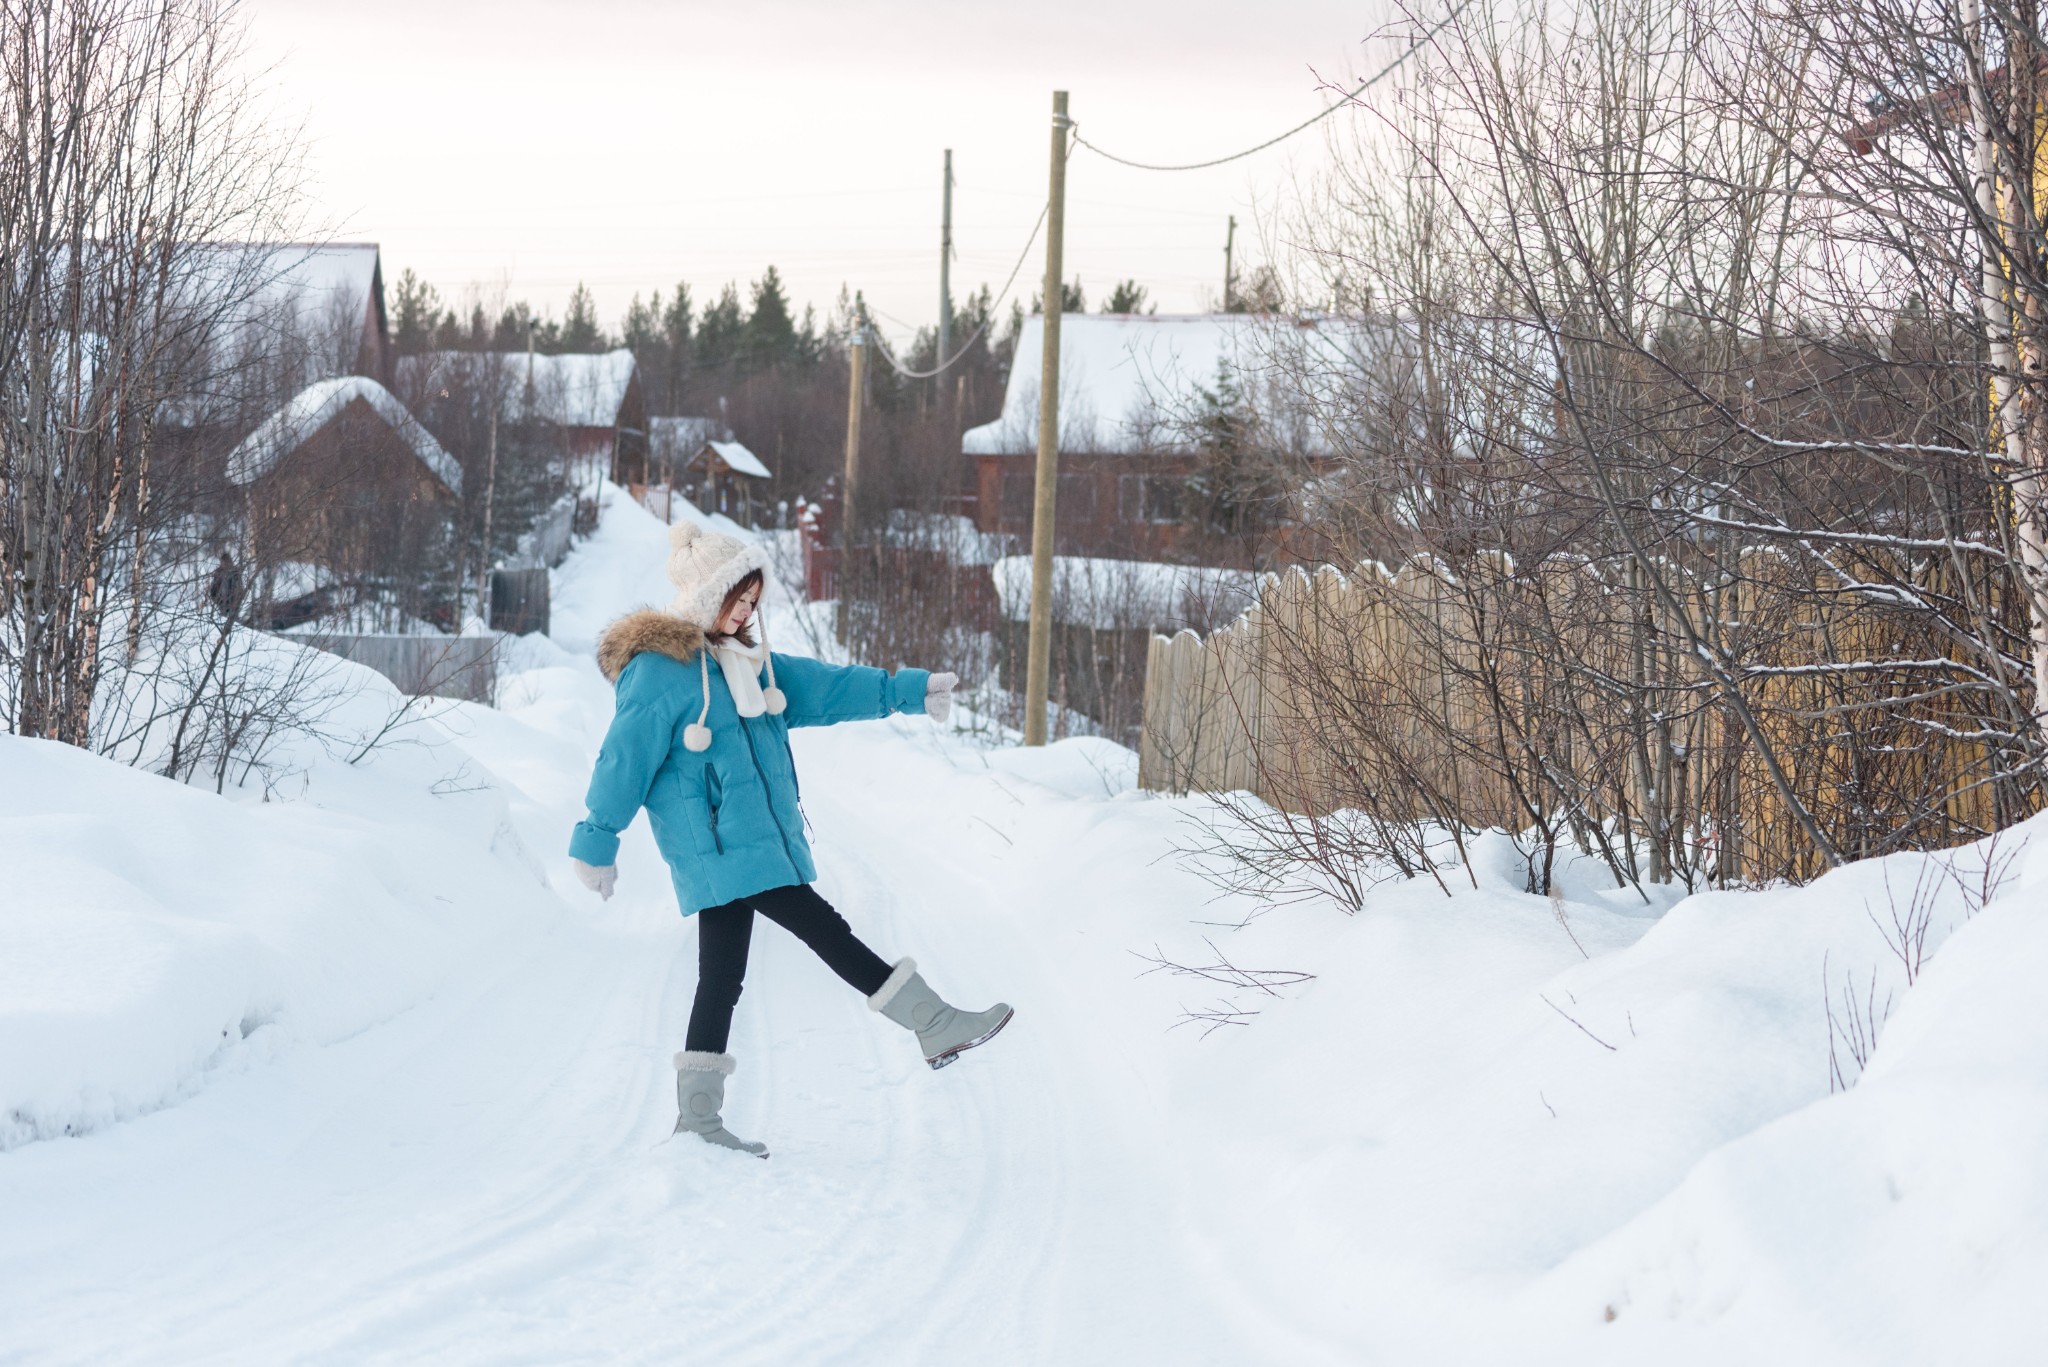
[1158,0,2047,905]
[1,0,305,746]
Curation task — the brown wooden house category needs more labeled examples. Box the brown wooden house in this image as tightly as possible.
[400,349,646,485]
[228,376,462,601]
[187,241,392,384]
[962,313,1353,566]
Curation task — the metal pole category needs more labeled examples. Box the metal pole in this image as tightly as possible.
[939,149,954,367]
[1023,91,1069,747]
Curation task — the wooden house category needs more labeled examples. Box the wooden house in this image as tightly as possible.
[227,376,462,604]
[961,313,1354,566]
[399,348,647,484]
[185,241,391,384]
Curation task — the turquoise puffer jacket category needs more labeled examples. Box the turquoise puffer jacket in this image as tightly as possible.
[568,610,931,914]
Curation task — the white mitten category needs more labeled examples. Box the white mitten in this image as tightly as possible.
[572,858,617,901]
[925,671,960,725]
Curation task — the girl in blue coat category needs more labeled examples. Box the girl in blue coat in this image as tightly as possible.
[569,522,1012,1158]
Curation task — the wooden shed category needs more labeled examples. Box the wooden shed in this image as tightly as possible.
[681,438,772,527]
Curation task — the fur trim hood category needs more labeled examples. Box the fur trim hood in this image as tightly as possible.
[596,609,705,683]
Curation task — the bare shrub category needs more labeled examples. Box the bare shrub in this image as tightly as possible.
[1823,951,1894,1093]
[1134,938,1317,1037]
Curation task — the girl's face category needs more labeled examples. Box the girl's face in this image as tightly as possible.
[718,581,761,636]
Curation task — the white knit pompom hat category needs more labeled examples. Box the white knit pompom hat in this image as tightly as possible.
[666,521,782,751]
[667,522,770,628]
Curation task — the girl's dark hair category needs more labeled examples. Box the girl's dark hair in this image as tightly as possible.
[708,569,765,646]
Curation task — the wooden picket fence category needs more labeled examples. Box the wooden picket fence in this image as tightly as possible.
[1138,551,2039,883]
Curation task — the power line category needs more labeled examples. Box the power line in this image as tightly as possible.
[1070,2,1472,173]
[867,197,1049,380]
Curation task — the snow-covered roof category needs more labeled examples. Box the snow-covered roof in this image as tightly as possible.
[963,313,1371,459]
[705,440,771,479]
[399,350,638,429]
[227,376,462,494]
[181,242,383,354]
[649,416,724,462]
[991,555,1255,631]
[881,511,1012,566]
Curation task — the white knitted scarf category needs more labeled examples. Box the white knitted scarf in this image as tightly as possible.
[712,637,771,718]
[682,616,785,752]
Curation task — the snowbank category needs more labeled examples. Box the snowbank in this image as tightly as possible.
[0,649,558,1149]
[1525,830,2048,1364]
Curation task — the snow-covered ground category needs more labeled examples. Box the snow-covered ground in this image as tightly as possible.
[3,485,2045,1365]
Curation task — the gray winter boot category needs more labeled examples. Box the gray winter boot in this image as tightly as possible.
[868,958,1013,1070]
[673,1051,769,1158]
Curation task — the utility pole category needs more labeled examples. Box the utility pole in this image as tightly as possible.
[1223,215,1237,312]
[842,293,867,550]
[939,149,954,368]
[1023,90,1070,747]
[478,385,499,622]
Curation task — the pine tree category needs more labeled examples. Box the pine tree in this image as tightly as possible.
[560,282,606,351]
[621,290,661,351]
[696,284,745,370]
[794,303,821,367]
[662,283,694,355]
[1227,265,1287,315]
[1102,279,1153,314]
[659,283,694,409]
[1029,276,1086,314]
[392,269,442,355]
[741,266,797,372]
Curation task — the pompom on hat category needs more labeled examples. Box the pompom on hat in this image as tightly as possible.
[664,521,783,750]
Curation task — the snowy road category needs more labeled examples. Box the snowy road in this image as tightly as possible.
[0,500,1310,1366]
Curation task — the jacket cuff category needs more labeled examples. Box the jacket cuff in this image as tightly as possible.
[568,821,621,867]
[889,668,931,715]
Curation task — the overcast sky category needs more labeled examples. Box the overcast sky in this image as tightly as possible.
[242,0,1399,349]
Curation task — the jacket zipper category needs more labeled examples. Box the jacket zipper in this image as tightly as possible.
[704,763,724,853]
[783,731,816,841]
[739,719,800,868]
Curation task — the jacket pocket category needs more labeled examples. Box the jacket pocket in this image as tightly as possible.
[704,763,724,853]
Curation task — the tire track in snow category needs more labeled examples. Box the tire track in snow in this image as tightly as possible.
[750,725,1253,1365]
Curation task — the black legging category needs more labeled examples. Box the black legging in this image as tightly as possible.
[684,883,893,1054]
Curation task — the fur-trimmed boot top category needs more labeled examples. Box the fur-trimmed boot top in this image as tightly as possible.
[869,959,1014,1071]
[673,1050,768,1158]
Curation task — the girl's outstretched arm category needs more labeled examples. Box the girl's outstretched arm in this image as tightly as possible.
[772,654,930,729]
[568,654,693,866]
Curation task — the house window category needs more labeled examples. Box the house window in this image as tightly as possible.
[1120,474,1182,524]
[1001,471,1035,527]
[1003,469,1100,526]
[1057,472,1097,524]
